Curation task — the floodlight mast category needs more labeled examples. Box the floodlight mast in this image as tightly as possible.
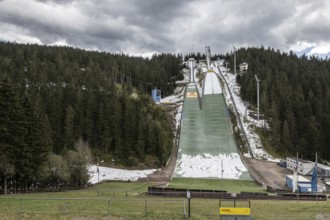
[255,75,260,121]
[233,46,236,75]
[205,46,211,70]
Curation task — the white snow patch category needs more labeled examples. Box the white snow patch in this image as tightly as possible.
[160,85,185,104]
[88,165,157,184]
[175,153,247,179]
[160,85,185,132]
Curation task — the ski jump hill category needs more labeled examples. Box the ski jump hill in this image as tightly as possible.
[173,70,250,180]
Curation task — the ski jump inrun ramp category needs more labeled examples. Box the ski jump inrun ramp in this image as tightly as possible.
[173,70,250,180]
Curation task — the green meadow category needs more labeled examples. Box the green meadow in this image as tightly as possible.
[0,180,329,219]
[169,178,266,193]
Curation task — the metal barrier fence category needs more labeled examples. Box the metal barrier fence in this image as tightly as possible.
[0,197,186,218]
[97,189,145,197]
[1,195,328,219]
[148,187,327,201]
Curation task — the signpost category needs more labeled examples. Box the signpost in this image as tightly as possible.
[219,200,252,220]
[187,190,191,218]
[187,92,198,98]
[219,207,251,216]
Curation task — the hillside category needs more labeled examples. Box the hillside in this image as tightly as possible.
[0,42,182,191]
[225,47,330,161]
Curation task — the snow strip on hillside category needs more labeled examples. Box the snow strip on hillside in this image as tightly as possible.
[88,165,157,184]
[214,63,279,162]
[160,88,184,104]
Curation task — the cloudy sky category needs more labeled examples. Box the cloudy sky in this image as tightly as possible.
[1,0,330,57]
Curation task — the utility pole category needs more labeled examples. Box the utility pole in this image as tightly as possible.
[221,159,224,179]
[97,157,100,183]
[255,75,260,121]
[233,46,236,75]
[97,157,104,184]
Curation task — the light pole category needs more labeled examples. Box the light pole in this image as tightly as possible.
[221,159,224,179]
[255,75,260,121]
[233,46,236,75]
[97,157,100,183]
[97,157,104,184]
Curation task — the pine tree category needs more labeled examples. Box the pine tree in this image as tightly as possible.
[0,76,26,192]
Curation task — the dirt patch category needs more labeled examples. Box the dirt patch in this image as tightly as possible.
[244,157,292,189]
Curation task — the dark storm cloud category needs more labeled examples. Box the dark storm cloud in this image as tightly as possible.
[0,0,330,55]
[73,0,196,52]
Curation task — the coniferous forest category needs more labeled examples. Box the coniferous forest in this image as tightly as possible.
[0,42,182,191]
[2,42,330,192]
[227,47,330,161]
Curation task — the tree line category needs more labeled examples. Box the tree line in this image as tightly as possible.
[0,42,182,192]
[226,46,330,161]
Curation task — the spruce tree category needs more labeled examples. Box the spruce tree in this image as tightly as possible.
[0,76,26,191]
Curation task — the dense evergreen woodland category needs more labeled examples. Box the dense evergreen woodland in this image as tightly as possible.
[0,42,182,191]
[226,47,330,161]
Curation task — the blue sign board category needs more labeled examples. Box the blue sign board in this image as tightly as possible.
[152,89,161,103]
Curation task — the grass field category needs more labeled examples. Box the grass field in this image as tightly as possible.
[169,178,266,193]
[0,181,329,219]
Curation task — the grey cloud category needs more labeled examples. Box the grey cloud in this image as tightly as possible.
[35,0,74,5]
[276,1,329,43]
[0,0,330,55]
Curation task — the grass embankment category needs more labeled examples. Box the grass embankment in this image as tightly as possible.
[169,178,266,193]
[0,181,329,219]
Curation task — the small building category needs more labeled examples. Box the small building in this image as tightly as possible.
[239,62,248,72]
[286,175,310,190]
[299,183,323,193]
[317,163,330,177]
[297,183,314,193]
[286,157,314,175]
[286,175,323,193]
[151,88,161,103]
